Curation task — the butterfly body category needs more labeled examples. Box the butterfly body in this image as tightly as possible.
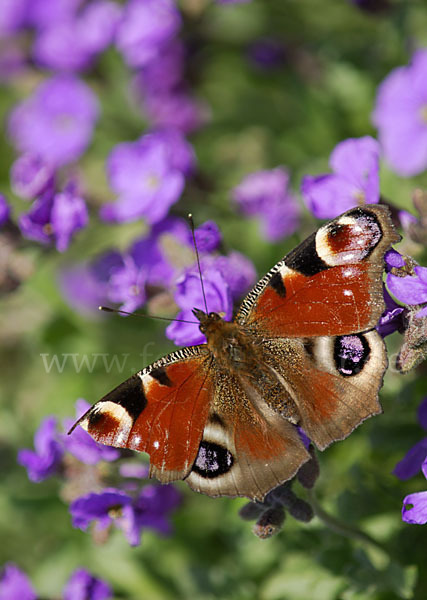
[71,205,400,500]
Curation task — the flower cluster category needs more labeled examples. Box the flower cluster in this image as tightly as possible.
[18,399,181,547]
[394,398,427,525]
[0,564,112,600]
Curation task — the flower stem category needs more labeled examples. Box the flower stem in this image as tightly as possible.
[306,488,390,556]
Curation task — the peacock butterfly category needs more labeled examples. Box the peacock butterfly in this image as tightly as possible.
[69,205,400,501]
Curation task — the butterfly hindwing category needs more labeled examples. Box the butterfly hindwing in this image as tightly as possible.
[236,205,400,337]
[260,330,386,450]
[74,345,213,482]
[185,371,310,500]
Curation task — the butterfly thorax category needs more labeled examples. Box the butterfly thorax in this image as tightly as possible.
[193,308,259,371]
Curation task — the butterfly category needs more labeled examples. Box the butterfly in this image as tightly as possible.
[70,205,400,501]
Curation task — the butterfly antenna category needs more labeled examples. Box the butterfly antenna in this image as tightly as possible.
[99,306,198,325]
[188,213,209,313]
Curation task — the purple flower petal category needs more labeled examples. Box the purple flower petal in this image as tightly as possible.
[0,194,11,226]
[393,438,427,480]
[208,251,256,300]
[302,136,380,219]
[373,48,427,176]
[387,266,427,306]
[107,255,147,313]
[116,0,181,69]
[376,286,405,337]
[8,75,99,167]
[384,249,406,270]
[18,416,63,482]
[10,154,55,200]
[402,491,427,524]
[233,167,300,240]
[18,192,54,245]
[166,269,232,346]
[63,399,120,465]
[70,489,132,531]
[0,563,36,600]
[193,221,222,253]
[63,568,112,600]
[51,184,89,252]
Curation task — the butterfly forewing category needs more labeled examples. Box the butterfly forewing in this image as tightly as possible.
[236,205,400,337]
[75,345,213,482]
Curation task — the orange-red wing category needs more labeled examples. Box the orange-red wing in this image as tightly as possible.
[236,205,399,337]
[73,346,213,482]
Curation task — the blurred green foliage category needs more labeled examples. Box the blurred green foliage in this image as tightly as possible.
[1,1,427,598]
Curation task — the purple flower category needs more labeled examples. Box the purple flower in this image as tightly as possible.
[0,194,10,226]
[0,0,27,36]
[0,563,36,600]
[10,154,55,200]
[301,136,380,219]
[26,0,84,30]
[107,255,147,313]
[18,416,63,482]
[0,39,27,82]
[33,1,122,72]
[130,215,191,287]
[101,130,190,224]
[385,248,406,271]
[233,167,300,241]
[143,89,208,134]
[387,265,427,319]
[8,75,99,167]
[166,268,232,346]
[59,251,124,316]
[376,287,405,338]
[64,399,120,465]
[402,458,427,525]
[70,488,133,531]
[204,251,256,300]
[248,38,286,69]
[373,49,427,176]
[394,398,427,480]
[192,221,222,253]
[116,0,181,69]
[133,40,184,95]
[19,182,88,252]
[63,568,112,600]
[70,485,180,546]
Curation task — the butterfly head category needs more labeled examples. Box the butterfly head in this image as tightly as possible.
[192,308,222,336]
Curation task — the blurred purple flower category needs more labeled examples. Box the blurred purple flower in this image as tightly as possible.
[131,215,191,287]
[192,221,222,253]
[402,459,427,525]
[166,268,232,346]
[19,182,88,252]
[0,563,36,600]
[10,154,55,200]
[0,194,11,226]
[301,136,380,219]
[143,89,208,134]
[373,49,427,176]
[59,251,124,316]
[101,130,192,224]
[26,0,84,30]
[33,1,122,72]
[107,255,148,313]
[205,251,256,300]
[387,265,427,319]
[0,39,27,82]
[116,0,181,69]
[64,399,120,465]
[394,398,427,480]
[18,416,63,482]
[0,0,27,36]
[233,167,300,241]
[63,568,112,600]
[8,75,99,167]
[70,484,180,546]
[134,40,184,95]
[248,38,286,69]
